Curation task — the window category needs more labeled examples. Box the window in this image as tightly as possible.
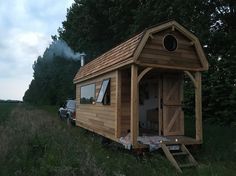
[96,79,110,105]
[80,84,95,104]
[163,34,177,51]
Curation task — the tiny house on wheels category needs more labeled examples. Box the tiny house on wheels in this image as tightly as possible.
[73,20,208,172]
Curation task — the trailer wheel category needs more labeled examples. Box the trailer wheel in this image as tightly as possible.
[66,115,71,127]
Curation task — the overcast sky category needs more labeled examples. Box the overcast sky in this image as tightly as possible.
[0,0,74,100]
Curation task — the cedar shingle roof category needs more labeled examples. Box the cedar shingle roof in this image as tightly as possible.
[74,31,144,83]
[74,20,208,83]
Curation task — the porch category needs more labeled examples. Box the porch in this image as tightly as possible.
[119,134,201,150]
[117,64,203,149]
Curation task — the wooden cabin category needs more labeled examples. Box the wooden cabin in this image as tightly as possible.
[73,21,208,153]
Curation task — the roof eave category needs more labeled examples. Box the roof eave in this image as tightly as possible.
[73,57,134,84]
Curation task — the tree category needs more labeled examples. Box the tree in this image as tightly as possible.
[202,0,236,125]
[25,0,236,125]
[58,0,140,59]
[23,40,81,105]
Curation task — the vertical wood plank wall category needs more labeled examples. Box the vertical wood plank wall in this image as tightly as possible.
[75,71,117,140]
[115,70,121,138]
[120,69,131,136]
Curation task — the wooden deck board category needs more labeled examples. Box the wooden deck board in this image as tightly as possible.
[163,136,201,145]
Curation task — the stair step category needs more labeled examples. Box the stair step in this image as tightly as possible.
[172,151,188,156]
[179,163,195,168]
[161,143,198,172]
[167,145,180,151]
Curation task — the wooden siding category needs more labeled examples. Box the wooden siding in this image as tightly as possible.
[120,69,131,136]
[73,21,207,148]
[138,29,202,69]
[76,71,117,140]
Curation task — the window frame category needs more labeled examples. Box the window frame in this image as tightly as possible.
[163,34,178,52]
[96,78,111,105]
[80,83,96,104]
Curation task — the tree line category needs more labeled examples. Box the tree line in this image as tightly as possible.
[24,0,235,125]
[23,40,81,105]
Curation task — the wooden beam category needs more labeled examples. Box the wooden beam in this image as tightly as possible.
[194,41,209,70]
[149,34,154,39]
[158,76,163,135]
[137,67,152,83]
[115,70,121,138]
[195,72,202,142]
[171,25,175,31]
[171,21,197,42]
[184,71,197,88]
[181,144,198,166]
[161,143,182,173]
[133,32,150,62]
[131,64,139,148]
[136,61,206,72]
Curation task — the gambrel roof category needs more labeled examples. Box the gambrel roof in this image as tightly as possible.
[74,20,208,83]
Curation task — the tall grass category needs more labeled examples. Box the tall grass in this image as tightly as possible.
[0,104,104,176]
[0,103,235,175]
[0,102,17,123]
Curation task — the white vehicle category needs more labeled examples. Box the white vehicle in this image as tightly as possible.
[58,100,76,125]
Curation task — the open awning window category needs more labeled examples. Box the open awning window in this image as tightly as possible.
[96,79,110,104]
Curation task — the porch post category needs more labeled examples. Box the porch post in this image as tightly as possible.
[115,70,121,138]
[131,64,139,148]
[195,72,202,142]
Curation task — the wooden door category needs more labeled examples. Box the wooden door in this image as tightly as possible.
[162,73,184,136]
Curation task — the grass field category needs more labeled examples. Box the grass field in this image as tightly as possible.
[0,103,235,176]
[0,102,17,124]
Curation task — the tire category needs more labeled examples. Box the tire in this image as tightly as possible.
[67,117,76,127]
[66,118,70,126]
[66,115,71,127]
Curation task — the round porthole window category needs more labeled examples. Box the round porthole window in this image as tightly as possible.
[163,35,177,51]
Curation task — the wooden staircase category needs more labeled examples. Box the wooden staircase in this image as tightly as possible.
[161,143,198,173]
